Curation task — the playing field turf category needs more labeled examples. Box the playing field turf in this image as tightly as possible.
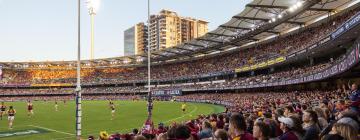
[0,100,225,140]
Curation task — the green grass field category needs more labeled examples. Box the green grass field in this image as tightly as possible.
[0,100,224,140]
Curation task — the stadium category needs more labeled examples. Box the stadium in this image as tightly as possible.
[1,0,360,140]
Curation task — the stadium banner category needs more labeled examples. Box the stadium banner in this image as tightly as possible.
[318,36,331,45]
[0,65,2,80]
[176,99,232,106]
[0,83,31,87]
[308,43,318,50]
[332,11,360,39]
[267,59,276,65]
[31,83,73,87]
[258,62,267,68]
[275,57,286,63]
[152,90,182,96]
[250,65,258,70]
[287,53,296,59]
[242,66,250,71]
[297,49,307,55]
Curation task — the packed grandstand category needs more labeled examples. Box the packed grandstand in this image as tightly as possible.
[1,0,360,140]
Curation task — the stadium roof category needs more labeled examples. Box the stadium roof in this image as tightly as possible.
[147,0,357,62]
[1,0,359,68]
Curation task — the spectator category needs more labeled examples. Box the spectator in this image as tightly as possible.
[252,122,271,140]
[198,121,213,139]
[314,107,329,130]
[229,113,254,140]
[302,110,320,140]
[214,129,229,140]
[278,117,298,140]
[329,123,357,140]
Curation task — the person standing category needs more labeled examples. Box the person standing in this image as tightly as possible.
[181,102,187,114]
[7,106,16,129]
[0,102,6,120]
[27,101,34,118]
[302,110,320,140]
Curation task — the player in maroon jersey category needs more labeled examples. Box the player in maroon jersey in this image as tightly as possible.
[27,101,34,118]
[0,102,6,120]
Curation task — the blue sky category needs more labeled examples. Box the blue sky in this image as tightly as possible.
[0,0,251,62]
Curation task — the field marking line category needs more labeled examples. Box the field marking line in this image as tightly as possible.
[28,125,75,136]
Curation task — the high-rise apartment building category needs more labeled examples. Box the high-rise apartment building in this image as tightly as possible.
[124,22,148,56]
[148,10,208,51]
[125,10,208,55]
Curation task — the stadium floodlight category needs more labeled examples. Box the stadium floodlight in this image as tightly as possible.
[289,6,295,12]
[296,1,303,8]
[86,0,100,15]
[278,14,283,19]
[123,59,131,64]
[271,17,276,22]
[86,0,101,60]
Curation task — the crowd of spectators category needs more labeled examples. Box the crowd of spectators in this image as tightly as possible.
[0,82,359,140]
[83,83,360,140]
[1,83,359,140]
[1,7,359,86]
[0,53,346,95]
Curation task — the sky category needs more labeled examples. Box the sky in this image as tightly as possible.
[0,0,252,62]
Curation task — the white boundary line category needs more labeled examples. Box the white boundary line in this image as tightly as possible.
[28,125,75,136]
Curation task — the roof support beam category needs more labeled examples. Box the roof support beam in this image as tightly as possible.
[248,38,259,41]
[164,50,194,57]
[152,52,169,57]
[232,16,305,25]
[266,30,280,34]
[176,46,196,52]
[246,4,333,12]
[184,43,206,48]
[126,57,135,60]
[220,25,251,30]
[208,32,234,37]
[196,38,223,44]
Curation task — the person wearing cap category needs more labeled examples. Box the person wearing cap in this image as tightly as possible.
[278,117,299,140]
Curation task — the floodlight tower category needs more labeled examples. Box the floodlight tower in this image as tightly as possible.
[86,0,100,60]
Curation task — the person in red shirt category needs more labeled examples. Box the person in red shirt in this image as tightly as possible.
[27,101,34,118]
[0,102,6,120]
